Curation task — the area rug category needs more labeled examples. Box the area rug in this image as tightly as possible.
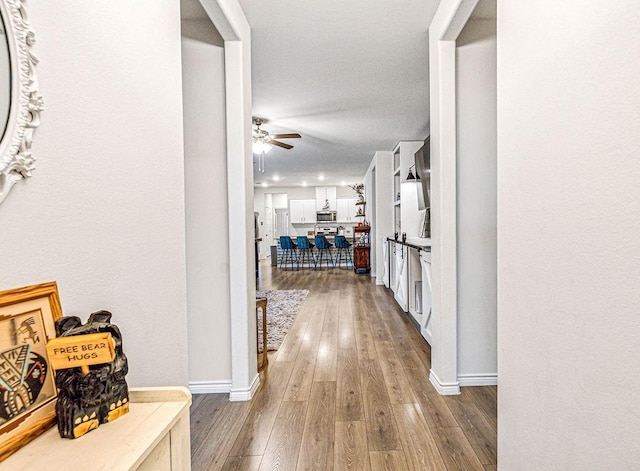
[256,289,309,352]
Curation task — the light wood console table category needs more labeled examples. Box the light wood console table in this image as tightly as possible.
[3,387,192,471]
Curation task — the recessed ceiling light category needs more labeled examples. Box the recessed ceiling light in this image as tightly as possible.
[261,182,268,187]
[273,175,280,181]
[302,181,307,187]
[318,175,325,181]
[341,181,346,186]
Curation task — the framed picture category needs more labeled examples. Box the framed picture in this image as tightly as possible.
[0,282,62,462]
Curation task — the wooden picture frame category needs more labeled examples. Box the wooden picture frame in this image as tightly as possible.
[0,282,62,462]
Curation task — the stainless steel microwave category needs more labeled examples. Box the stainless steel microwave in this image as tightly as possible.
[316,211,337,222]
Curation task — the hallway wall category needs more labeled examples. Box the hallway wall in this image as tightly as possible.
[455,16,497,382]
[0,0,188,386]
[498,1,640,468]
[182,20,232,386]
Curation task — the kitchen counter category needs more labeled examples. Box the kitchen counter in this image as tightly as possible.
[387,236,431,251]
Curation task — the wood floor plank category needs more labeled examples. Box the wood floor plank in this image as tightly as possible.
[282,336,321,402]
[337,290,356,349]
[354,320,378,361]
[369,450,409,471]
[336,348,364,422]
[334,421,371,471]
[304,295,326,341]
[275,320,309,363]
[396,348,459,428]
[190,392,207,411]
[359,359,399,451]
[392,403,447,470]
[446,394,497,465]
[432,426,485,471]
[322,291,340,333]
[258,401,307,471]
[313,331,338,382]
[191,395,253,471]
[228,361,295,457]
[298,381,336,470]
[221,455,263,471]
[374,341,417,404]
[463,386,498,430]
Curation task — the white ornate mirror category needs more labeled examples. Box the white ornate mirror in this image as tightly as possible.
[0,0,43,205]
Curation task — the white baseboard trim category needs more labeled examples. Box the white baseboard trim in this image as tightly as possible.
[457,373,498,387]
[376,279,385,285]
[229,373,260,402]
[188,380,232,395]
[429,369,461,395]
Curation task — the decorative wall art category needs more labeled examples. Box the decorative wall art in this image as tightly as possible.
[0,282,62,462]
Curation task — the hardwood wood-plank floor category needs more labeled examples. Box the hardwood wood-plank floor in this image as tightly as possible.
[191,264,497,470]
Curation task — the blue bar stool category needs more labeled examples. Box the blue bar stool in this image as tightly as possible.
[314,235,334,269]
[296,236,316,269]
[334,235,353,268]
[279,236,299,270]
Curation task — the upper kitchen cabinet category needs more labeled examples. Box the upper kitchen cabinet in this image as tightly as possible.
[290,199,316,223]
[336,198,358,223]
[315,186,337,211]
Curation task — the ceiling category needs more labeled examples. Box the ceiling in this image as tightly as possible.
[237,0,439,188]
[180,1,497,188]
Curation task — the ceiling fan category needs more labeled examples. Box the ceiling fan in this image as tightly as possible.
[252,118,301,152]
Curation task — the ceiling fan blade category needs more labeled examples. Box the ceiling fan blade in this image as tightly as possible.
[269,140,293,150]
[271,133,301,139]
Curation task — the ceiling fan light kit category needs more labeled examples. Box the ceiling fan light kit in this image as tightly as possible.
[252,117,302,173]
[252,117,301,152]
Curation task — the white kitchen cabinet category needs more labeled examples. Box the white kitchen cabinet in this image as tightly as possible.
[315,186,337,211]
[336,198,357,222]
[290,199,316,223]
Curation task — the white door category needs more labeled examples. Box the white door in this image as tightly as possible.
[419,251,433,345]
[264,205,272,245]
[274,208,289,239]
[394,244,408,311]
[383,239,389,288]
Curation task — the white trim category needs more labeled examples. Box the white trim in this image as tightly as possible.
[457,373,497,387]
[229,373,260,402]
[188,380,232,395]
[201,0,256,400]
[375,279,385,286]
[429,369,460,395]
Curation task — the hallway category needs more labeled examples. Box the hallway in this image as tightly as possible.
[190,265,497,470]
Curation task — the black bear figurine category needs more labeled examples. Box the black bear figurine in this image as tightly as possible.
[54,310,129,439]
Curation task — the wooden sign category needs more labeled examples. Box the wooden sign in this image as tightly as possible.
[46,333,116,374]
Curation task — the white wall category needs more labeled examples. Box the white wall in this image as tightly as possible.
[0,1,188,386]
[363,166,374,272]
[455,17,497,381]
[182,21,231,384]
[498,1,640,468]
[365,151,393,283]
